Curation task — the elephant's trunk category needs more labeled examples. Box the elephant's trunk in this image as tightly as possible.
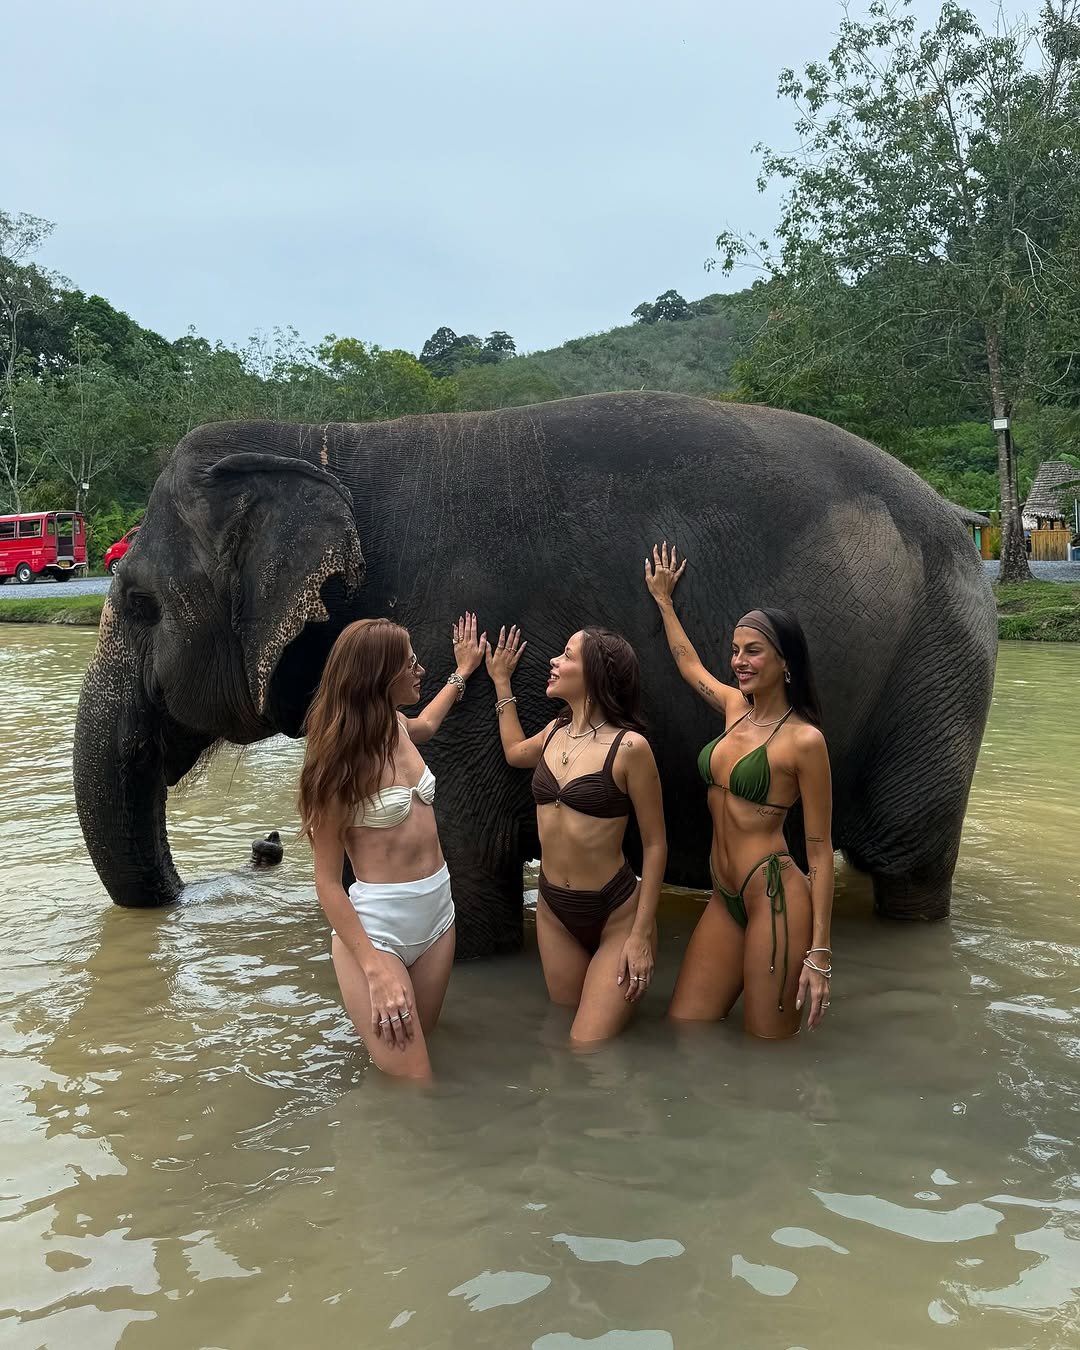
[73,603,207,907]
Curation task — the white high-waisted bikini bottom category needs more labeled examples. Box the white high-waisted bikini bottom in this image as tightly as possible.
[347,863,455,968]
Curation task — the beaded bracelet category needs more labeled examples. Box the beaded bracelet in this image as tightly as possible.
[446,673,465,703]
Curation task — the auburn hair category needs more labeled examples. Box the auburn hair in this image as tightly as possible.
[298,618,411,839]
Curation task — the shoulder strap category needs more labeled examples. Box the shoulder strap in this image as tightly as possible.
[764,708,795,745]
[721,709,752,740]
[603,728,629,775]
[541,722,563,753]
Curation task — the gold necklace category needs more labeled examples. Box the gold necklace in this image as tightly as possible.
[747,706,791,728]
[559,721,608,765]
[558,734,595,774]
[564,723,607,745]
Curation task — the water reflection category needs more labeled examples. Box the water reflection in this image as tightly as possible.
[0,628,1079,1347]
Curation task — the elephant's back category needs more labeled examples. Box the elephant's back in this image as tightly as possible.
[177,393,977,556]
[358,391,978,546]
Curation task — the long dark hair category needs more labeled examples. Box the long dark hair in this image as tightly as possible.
[747,608,823,728]
[558,627,646,733]
[297,618,410,839]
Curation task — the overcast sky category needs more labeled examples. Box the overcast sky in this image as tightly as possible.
[5,0,1006,357]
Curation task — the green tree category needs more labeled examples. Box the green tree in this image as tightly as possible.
[715,0,1080,582]
[0,210,67,510]
[13,327,156,514]
[632,290,692,324]
[419,326,460,372]
[418,325,510,377]
[652,289,691,322]
[478,330,517,363]
[316,337,456,419]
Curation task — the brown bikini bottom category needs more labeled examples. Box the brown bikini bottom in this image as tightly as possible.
[537,860,638,953]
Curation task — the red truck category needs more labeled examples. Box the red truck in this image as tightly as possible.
[0,510,88,583]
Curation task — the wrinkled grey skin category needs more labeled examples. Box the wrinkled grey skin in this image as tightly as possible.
[73,392,996,956]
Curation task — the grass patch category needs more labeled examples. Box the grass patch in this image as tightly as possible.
[994,581,1080,641]
[0,594,104,626]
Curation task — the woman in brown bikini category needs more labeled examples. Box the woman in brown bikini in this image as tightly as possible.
[644,543,833,1037]
[486,625,667,1043]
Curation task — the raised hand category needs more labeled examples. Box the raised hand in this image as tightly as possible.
[452,612,488,678]
[485,624,528,685]
[644,542,687,605]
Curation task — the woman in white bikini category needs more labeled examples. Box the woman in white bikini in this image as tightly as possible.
[298,614,487,1079]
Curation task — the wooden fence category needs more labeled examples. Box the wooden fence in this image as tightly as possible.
[972,525,1000,560]
[1029,527,1073,561]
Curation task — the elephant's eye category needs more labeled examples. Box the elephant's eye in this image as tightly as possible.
[127,590,161,627]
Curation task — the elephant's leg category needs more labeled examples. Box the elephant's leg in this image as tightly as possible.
[442,842,526,961]
[843,760,966,920]
[442,824,529,959]
[842,725,972,921]
[840,587,991,921]
[868,848,957,922]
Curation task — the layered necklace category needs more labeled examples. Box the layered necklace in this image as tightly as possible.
[559,719,609,768]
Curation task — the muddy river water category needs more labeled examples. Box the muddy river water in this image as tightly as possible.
[1,628,1078,1349]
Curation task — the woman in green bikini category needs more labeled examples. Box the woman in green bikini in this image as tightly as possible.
[644,543,833,1036]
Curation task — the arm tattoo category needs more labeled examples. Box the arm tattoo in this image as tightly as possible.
[671,643,688,663]
[697,679,723,706]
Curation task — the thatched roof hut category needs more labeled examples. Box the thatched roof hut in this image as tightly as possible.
[1022,461,1080,530]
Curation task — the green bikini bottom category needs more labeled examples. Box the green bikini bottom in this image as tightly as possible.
[710,852,794,1012]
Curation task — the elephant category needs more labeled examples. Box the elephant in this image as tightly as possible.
[73,391,996,957]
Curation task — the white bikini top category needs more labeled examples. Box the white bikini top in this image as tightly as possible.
[352,765,436,829]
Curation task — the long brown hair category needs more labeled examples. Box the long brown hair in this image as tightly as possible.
[297,618,411,839]
[556,627,646,733]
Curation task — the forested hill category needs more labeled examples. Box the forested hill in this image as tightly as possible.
[452,300,739,411]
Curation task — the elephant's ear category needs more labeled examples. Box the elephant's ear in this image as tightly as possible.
[206,452,365,716]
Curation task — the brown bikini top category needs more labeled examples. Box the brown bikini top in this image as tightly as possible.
[531,725,630,818]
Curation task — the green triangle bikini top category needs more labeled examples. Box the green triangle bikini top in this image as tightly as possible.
[697,708,796,810]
